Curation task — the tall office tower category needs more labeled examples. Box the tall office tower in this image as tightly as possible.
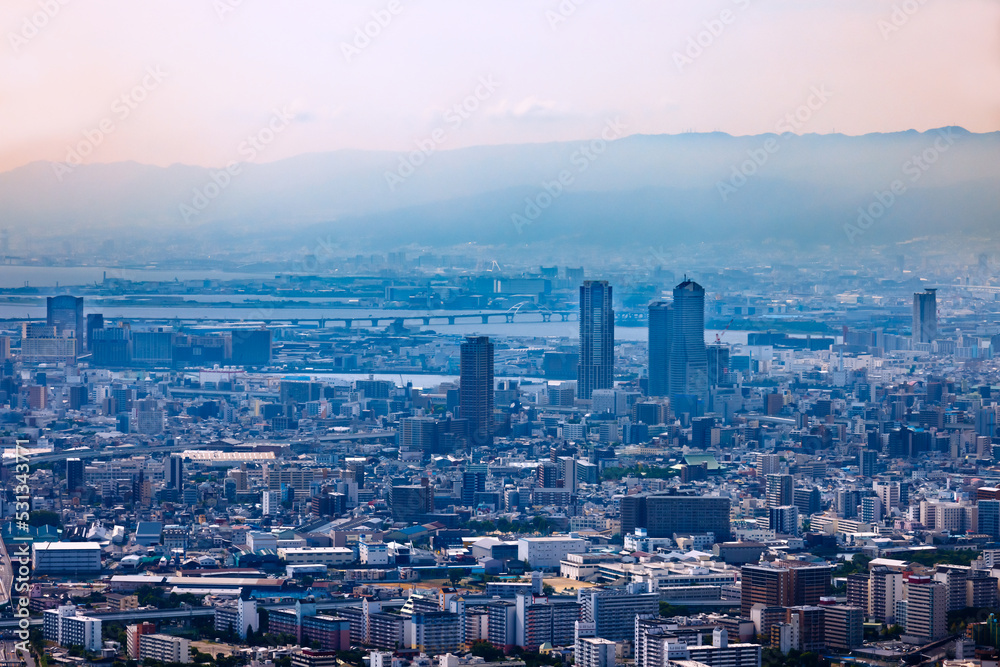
[231,328,272,366]
[460,336,494,447]
[66,458,84,493]
[462,465,488,507]
[388,480,433,523]
[669,280,708,410]
[47,295,84,341]
[85,314,103,351]
[859,449,878,477]
[647,301,672,397]
[765,473,794,508]
[979,499,1000,539]
[912,288,937,344]
[167,455,184,491]
[578,281,614,400]
[706,343,730,386]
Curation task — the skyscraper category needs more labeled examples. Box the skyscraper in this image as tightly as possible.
[766,473,794,508]
[669,279,708,410]
[47,295,84,346]
[66,458,83,493]
[647,302,671,397]
[460,336,494,447]
[913,288,937,344]
[167,455,184,491]
[578,281,614,400]
[231,328,272,366]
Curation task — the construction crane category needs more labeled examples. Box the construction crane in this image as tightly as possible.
[715,318,734,344]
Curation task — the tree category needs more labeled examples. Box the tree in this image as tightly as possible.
[470,640,504,662]
[449,570,463,586]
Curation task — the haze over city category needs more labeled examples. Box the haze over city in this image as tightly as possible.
[4,3,1000,667]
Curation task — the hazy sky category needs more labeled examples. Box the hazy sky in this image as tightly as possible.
[2,0,999,172]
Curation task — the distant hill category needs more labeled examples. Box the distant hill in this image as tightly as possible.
[3,127,997,252]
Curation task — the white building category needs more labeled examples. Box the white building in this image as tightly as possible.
[517,536,586,570]
[139,633,191,663]
[263,490,282,516]
[576,637,617,667]
[33,542,102,574]
[43,606,102,652]
[360,541,389,565]
[246,531,278,552]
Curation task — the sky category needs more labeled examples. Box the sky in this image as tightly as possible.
[2,0,999,172]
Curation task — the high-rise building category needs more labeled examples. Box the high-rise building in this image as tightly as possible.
[462,465,488,507]
[460,336,494,447]
[647,301,672,397]
[47,296,84,344]
[707,343,730,386]
[669,279,708,409]
[768,505,799,536]
[756,453,780,477]
[765,473,793,508]
[231,328,272,366]
[740,562,832,618]
[822,605,863,650]
[167,455,184,491]
[85,313,104,351]
[793,487,822,516]
[859,449,878,477]
[126,622,157,659]
[514,594,578,651]
[66,458,84,493]
[388,481,433,523]
[904,578,947,641]
[621,493,730,541]
[912,288,937,344]
[979,499,1000,539]
[578,281,614,400]
[138,634,191,664]
[578,586,660,641]
[43,605,102,651]
[868,565,904,622]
